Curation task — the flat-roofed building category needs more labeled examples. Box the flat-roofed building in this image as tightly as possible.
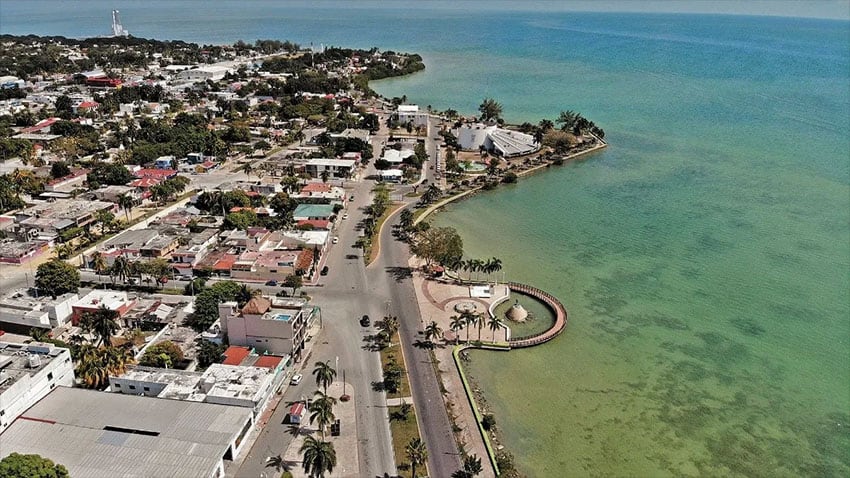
[0,386,254,477]
[218,296,314,359]
[397,104,429,127]
[304,158,356,179]
[0,291,77,332]
[14,199,116,240]
[71,290,135,325]
[0,342,74,433]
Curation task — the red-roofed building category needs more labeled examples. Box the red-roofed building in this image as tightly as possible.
[134,168,178,180]
[85,76,122,88]
[222,346,252,366]
[253,355,283,370]
[296,219,331,230]
[300,183,332,194]
[129,177,161,188]
[45,169,89,193]
[74,101,99,114]
[21,117,60,134]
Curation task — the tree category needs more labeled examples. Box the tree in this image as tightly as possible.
[309,391,337,440]
[76,344,133,390]
[139,340,184,368]
[312,360,337,394]
[463,312,479,343]
[405,438,428,478]
[0,453,69,478]
[424,320,443,345]
[110,255,131,284]
[410,226,464,267]
[320,169,330,183]
[284,274,303,296]
[50,161,71,179]
[488,316,503,342]
[452,454,484,478]
[299,436,336,478]
[378,316,400,345]
[195,338,226,369]
[450,315,465,345]
[223,210,259,230]
[36,258,80,298]
[478,98,503,122]
[117,193,135,222]
[80,305,120,347]
[265,455,291,474]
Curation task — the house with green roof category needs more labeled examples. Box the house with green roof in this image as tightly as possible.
[293,204,336,221]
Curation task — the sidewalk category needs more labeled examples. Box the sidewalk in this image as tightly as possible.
[283,381,360,478]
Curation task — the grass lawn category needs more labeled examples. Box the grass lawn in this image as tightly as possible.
[388,405,422,478]
[380,334,411,399]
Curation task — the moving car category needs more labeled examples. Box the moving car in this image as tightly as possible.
[290,373,303,385]
[360,315,371,327]
[320,266,329,276]
[266,280,278,286]
[342,213,349,220]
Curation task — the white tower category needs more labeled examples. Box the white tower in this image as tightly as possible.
[111,10,129,37]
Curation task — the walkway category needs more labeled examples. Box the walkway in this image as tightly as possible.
[505,282,568,348]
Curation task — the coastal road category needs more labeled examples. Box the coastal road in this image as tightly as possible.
[366,201,463,476]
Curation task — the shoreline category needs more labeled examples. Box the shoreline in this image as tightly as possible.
[413,137,608,227]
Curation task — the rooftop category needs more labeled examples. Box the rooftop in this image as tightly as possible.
[0,386,252,478]
[0,342,71,394]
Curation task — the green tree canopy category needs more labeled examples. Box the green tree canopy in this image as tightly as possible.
[36,258,80,298]
[410,226,464,267]
[0,453,69,478]
[478,98,503,122]
[139,340,184,368]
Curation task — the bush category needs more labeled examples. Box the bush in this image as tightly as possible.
[481,413,496,430]
[502,172,518,183]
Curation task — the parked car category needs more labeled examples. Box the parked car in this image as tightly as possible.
[320,266,329,276]
[290,374,303,385]
[332,236,339,244]
[345,254,358,259]
[360,315,371,327]
[266,280,278,286]
[342,213,349,220]
[349,195,355,201]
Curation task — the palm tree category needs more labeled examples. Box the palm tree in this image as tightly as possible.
[117,193,134,222]
[300,436,336,478]
[294,129,306,146]
[379,316,400,345]
[236,284,260,307]
[265,454,291,474]
[488,316,503,342]
[463,454,483,476]
[110,255,130,284]
[312,360,337,395]
[80,305,120,346]
[91,251,107,279]
[309,391,337,440]
[405,438,428,478]
[462,312,477,343]
[476,313,485,342]
[320,169,330,183]
[75,345,133,390]
[424,320,443,345]
[487,257,502,282]
[450,315,465,345]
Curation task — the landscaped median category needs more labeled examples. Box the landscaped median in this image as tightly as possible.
[388,403,422,478]
[366,202,405,265]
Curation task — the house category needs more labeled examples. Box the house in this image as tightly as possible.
[92,184,140,203]
[154,155,176,169]
[70,290,135,325]
[294,204,336,221]
[304,158,356,179]
[379,169,404,183]
[0,239,50,265]
[15,199,116,240]
[44,168,88,193]
[218,296,315,358]
[0,342,75,433]
[292,182,346,202]
[134,168,178,180]
[0,387,254,478]
[176,66,232,82]
[397,104,429,127]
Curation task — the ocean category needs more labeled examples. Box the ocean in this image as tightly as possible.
[2,2,848,476]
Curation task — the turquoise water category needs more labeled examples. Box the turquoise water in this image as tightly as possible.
[3,3,848,476]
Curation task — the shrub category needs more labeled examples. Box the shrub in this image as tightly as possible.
[481,413,496,430]
[502,172,518,183]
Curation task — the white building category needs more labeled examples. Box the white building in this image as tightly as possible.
[381,148,414,164]
[0,292,78,332]
[0,342,75,433]
[397,104,429,127]
[218,297,314,359]
[0,387,253,477]
[457,123,540,157]
[176,66,232,82]
[304,158,356,178]
[379,169,404,183]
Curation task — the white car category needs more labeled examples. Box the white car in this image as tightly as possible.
[290,374,303,385]
[342,213,349,220]
[332,236,339,244]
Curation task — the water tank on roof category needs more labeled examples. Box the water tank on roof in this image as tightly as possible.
[27,354,42,368]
